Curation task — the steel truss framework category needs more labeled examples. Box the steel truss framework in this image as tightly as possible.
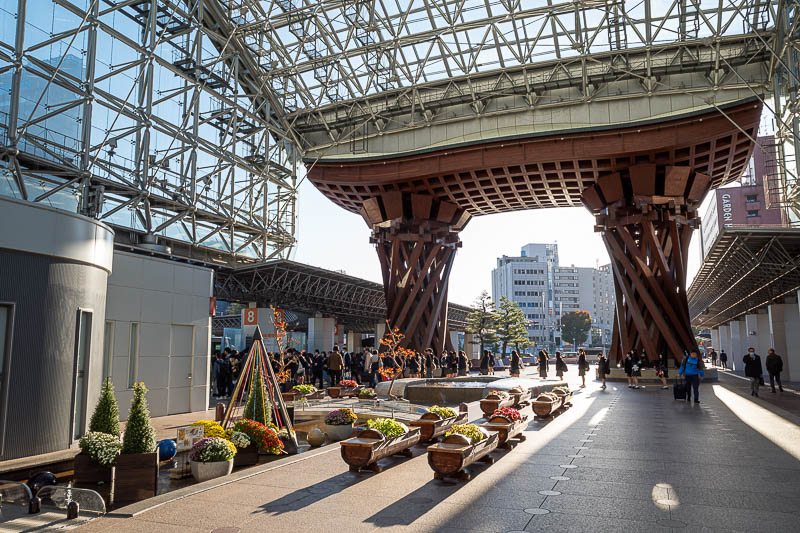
[1,0,297,263]
[214,258,470,332]
[688,227,800,329]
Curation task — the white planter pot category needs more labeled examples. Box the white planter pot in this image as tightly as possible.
[325,423,354,441]
[190,459,233,482]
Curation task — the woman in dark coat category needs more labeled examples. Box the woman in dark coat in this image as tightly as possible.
[449,351,459,377]
[597,353,610,390]
[510,350,522,377]
[555,352,567,378]
[577,349,589,388]
[656,352,669,389]
[488,351,496,375]
[479,350,490,375]
[538,349,549,379]
[457,350,468,376]
[623,351,633,387]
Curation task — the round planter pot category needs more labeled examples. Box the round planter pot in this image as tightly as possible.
[325,423,354,441]
[190,459,233,482]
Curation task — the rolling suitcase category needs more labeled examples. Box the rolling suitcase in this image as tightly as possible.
[673,382,687,401]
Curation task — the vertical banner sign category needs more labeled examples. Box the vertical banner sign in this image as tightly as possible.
[243,308,258,325]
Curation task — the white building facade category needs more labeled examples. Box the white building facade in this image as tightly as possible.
[492,243,615,349]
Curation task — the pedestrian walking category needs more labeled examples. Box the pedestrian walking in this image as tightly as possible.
[312,350,325,389]
[457,350,469,376]
[630,350,642,389]
[366,349,382,388]
[719,350,728,370]
[743,347,763,397]
[488,351,496,375]
[479,350,490,375]
[710,349,718,367]
[537,349,549,379]
[656,352,669,389]
[577,349,589,388]
[555,352,567,379]
[678,350,705,403]
[510,349,522,377]
[766,348,784,393]
[328,347,344,386]
[624,352,634,388]
[597,353,610,390]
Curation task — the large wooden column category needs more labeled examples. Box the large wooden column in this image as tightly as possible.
[360,192,471,354]
[582,165,710,363]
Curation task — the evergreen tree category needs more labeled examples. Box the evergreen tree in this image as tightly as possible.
[560,310,592,348]
[243,367,272,426]
[465,291,499,357]
[495,296,531,356]
[121,382,156,454]
[89,377,121,437]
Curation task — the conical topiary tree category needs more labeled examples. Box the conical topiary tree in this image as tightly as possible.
[243,367,272,426]
[121,382,156,454]
[89,377,121,437]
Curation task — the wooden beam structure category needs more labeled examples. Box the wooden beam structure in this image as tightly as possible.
[362,192,471,354]
[583,165,706,363]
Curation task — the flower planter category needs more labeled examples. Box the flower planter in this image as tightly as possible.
[551,387,573,406]
[72,453,114,508]
[510,389,532,408]
[339,386,363,398]
[234,445,259,467]
[113,452,159,508]
[409,412,468,442]
[427,432,500,482]
[532,392,563,418]
[190,459,233,482]
[325,423,354,441]
[479,392,515,416]
[327,387,342,398]
[340,426,421,473]
[481,414,529,449]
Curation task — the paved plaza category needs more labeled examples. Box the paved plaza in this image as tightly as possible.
[70,370,800,533]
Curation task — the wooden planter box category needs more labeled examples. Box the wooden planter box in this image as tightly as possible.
[551,387,573,406]
[410,412,468,442]
[427,432,499,482]
[113,452,158,509]
[339,386,363,398]
[340,426,421,473]
[479,392,515,416]
[234,445,260,468]
[510,389,532,408]
[327,386,342,398]
[532,392,563,418]
[281,391,298,403]
[481,414,528,449]
[73,453,114,507]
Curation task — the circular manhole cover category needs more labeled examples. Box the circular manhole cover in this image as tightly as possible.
[538,490,561,496]
[524,508,551,515]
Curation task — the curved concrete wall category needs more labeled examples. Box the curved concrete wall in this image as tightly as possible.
[0,197,113,460]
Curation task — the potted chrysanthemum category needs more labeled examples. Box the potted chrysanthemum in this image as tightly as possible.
[324,408,357,441]
[190,437,237,482]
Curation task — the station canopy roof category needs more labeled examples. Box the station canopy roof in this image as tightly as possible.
[688,227,800,329]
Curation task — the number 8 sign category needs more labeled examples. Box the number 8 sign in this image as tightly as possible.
[243,308,258,325]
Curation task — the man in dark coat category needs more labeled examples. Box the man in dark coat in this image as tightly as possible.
[719,350,728,370]
[743,347,763,397]
[765,348,784,393]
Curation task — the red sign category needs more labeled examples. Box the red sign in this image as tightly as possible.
[243,308,258,325]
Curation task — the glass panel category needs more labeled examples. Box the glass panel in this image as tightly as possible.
[73,311,92,440]
[128,323,138,388]
[102,322,113,380]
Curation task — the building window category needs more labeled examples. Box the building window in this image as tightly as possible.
[128,322,139,388]
[745,195,757,203]
[747,210,759,218]
[102,321,114,380]
[73,310,93,441]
